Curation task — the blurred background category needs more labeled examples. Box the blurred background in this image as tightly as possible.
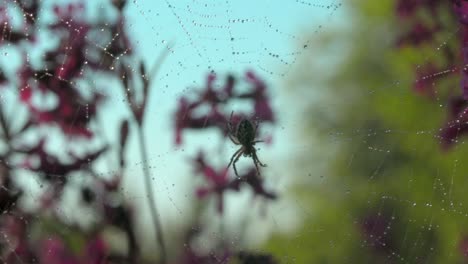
[1,0,467,263]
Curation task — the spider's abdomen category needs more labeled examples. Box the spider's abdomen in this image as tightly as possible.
[236,119,255,144]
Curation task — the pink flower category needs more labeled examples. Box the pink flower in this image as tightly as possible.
[396,23,438,47]
[239,71,275,122]
[459,235,468,259]
[83,237,108,264]
[193,152,234,213]
[230,168,277,201]
[396,0,422,17]
[439,97,468,149]
[453,0,468,25]
[359,213,395,254]
[39,237,79,264]
[24,88,103,138]
[197,73,228,106]
[193,153,276,214]
[173,71,275,145]
[1,215,35,263]
[19,137,108,183]
[174,98,226,145]
[396,0,440,18]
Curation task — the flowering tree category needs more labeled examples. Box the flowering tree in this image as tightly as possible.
[0,0,279,263]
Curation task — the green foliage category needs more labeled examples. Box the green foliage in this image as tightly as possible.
[264,0,468,263]
[31,217,88,254]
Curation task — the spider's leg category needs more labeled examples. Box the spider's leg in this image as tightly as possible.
[232,150,243,178]
[252,156,261,175]
[253,151,267,167]
[253,140,264,144]
[227,147,243,169]
[226,111,240,145]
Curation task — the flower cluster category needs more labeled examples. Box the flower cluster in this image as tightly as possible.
[175,71,275,145]
[193,151,276,213]
[14,1,130,139]
[175,71,277,211]
[173,71,278,262]
[0,0,139,263]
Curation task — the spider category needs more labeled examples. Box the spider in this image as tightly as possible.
[226,111,266,177]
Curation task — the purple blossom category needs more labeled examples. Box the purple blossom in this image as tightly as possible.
[359,213,395,254]
[451,1,468,99]
[1,215,35,263]
[453,0,468,25]
[396,22,438,47]
[242,71,275,122]
[198,73,227,106]
[396,0,422,17]
[174,71,275,145]
[459,235,468,259]
[230,168,277,201]
[193,152,236,213]
[26,90,103,138]
[174,97,226,145]
[396,0,441,17]
[460,27,468,100]
[19,137,108,183]
[439,97,468,149]
[193,152,276,214]
[38,236,108,264]
[0,1,149,263]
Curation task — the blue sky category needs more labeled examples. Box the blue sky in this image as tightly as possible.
[99,0,346,249]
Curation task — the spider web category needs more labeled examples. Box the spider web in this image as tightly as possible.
[6,0,441,263]
[128,0,343,250]
[116,0,343,256]
[109,1,468,263]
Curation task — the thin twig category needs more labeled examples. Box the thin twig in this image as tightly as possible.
[137,125,167,264]
[147,42,174,88]
[0,104,11,142]
[131,46,172,263]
